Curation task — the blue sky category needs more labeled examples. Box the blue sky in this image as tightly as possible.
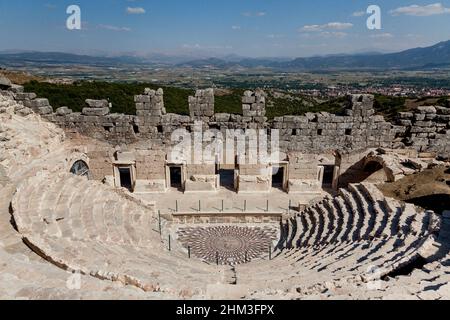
[0,0,450,57]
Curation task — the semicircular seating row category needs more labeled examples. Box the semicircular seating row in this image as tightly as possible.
[11,171,221,297]
[235,182,443,297]
[1,179,176,299]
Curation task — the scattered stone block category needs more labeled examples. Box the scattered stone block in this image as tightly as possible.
[82,107,110,116]
[85,99,109,108]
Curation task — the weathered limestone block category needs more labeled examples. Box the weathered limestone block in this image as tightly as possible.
[417,106,437,114]
[349,94,375,118]
[189,89,215,119]
[436,115,450,121]
[135,95,151,103]
[288,179,322,194]
[15,92,37,101]
[373,115,385,122]
[135,88,166,128]
[24,98,50,108]
[238,174,270,193]
[9,84,24,93]
[56,106,73,116]
[398,112,414,119]
[82,107,110,116]
[215,113,230,122]
[185,175,218,193]
[242,96,256,104]
[425,113,437,120]
[414,121,434,127]
[436,106,450,115]
[37,106,53,115]
[0,76,12,89]
[85,99,109,108]
[414,114,426,121]
[242,90,267,122]
[16,106,33,116]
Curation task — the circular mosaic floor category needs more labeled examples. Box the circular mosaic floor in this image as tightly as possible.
[177,226,278,265]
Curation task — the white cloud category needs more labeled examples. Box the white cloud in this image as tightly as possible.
[231,25,241,30]
[242,11,266,17]
[320,31,348,38]
[267,34,285,39]
[98,24,131,32]
[181,44,233,50]
[126,7,146,14]
[352,11,366,17]
[370,33,394,39]
[390,3,450,16]
[299,22,353,32]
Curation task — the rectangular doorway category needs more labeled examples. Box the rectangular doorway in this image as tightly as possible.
[119,167,133,192]
[321,165,335,188]
[272,166,285,190]
[169,166,182,190]
[219,169,235,191]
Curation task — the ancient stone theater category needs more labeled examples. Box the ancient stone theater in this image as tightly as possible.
[1,78,450,299]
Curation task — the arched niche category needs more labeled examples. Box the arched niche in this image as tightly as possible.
[70,160,91,179]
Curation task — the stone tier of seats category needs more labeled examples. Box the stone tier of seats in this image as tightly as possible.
[235,183,442,297]
[10,172,224,298]
[5,167,449,299]
[282,183,437,250]
[1,180,169,299]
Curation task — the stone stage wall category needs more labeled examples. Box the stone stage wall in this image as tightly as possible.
[3,85,450,194]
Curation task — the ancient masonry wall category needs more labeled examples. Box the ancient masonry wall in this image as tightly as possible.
[189,88,215,121]
[4,84,450,194]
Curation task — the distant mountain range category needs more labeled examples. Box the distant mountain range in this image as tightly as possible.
[1,40,450,71]
[0,51,147,66]
[178,40,450,71]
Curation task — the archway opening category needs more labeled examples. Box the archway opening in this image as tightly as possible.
[362,161,387,183]
[70,160,90,179]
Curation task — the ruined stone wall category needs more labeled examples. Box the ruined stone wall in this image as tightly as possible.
[4,85,450,193]
[7,88,450,158]
[273,95,402,154]
[86,148,114,180]
[288,153,323,194]
[396,106,450,155]
[135,148,166,181]
[238,164,271,193]
[189,88,214,121]
[241,90,267,126]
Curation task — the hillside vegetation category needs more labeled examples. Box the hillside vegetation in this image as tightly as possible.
[23,80,445,120]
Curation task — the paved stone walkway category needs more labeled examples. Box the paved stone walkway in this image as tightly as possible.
[177,226,278,265]
[138,187,333,215]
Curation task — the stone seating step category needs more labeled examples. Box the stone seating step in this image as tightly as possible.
[340,188,365,241]
[334,196,354,242]
[349,184,377,240]
[309,206,326,247]
[317,202,336,245]
[299,210,317,247]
